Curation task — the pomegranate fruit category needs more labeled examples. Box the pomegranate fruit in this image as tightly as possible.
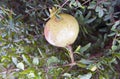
[44,13,79,47]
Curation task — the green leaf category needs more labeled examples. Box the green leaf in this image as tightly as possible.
[27,72,35,78]
[113,53,120,59]
[47,56,60,66]
[9,19,15,31]
[1,56,11,62]
[12,56,18,65]
[99,75,105,79]
[63,73,71,78]
[85,11,92,20]
[95,6,101,12]
[80,43,91,53]
[78,73,92,79]
[111,20,120,31]
[17,62,24,70]
[38,48,44,58]
[104,15,110,21]
[95,6,104,18]
[74,45,81,52]
[79,59,94,64]
[20,68,34,75]
[87,64,97,71]
[85,17,96,24]
[88,2,96,9]
[98,9,104,18]
[33,57,39,65]
[22,54,31,66]
[111,45,117,51]
[108,32,116,37]
[76,62,86,68]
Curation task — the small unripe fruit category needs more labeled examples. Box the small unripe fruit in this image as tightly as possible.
[44,13,79,47]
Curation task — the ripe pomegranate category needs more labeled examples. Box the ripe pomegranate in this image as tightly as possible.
[44,13,79,47]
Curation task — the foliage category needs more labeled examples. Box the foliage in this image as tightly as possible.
[0,0,120,79]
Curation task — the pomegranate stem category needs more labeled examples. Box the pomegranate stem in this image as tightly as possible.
[66,45,75,64]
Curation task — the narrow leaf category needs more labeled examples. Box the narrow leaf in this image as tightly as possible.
[17,62,24,70]
[80,43,91,53]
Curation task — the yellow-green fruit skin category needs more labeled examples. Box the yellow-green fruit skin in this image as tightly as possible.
[44,13,79,47]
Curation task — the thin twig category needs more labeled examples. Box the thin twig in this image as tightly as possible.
[0,68,20,75]
[82,0,91,5]
[62,62,76,67]
[60,0,69,8]
[55,0,69,13]
[112,34,117,45]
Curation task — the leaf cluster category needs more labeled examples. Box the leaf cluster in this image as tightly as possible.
[0,0,120,79]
